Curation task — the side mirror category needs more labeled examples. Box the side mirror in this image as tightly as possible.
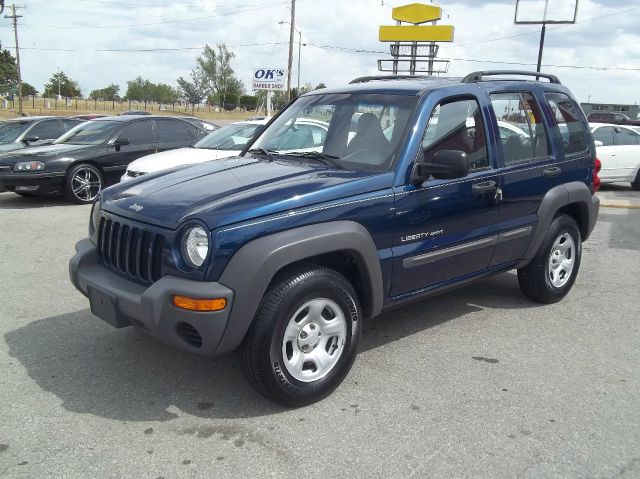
[593,140,604,147]
[412,149,469,185]
[23,136,39,144]
[113,137,130,147]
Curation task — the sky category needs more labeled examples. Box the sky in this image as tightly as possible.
[0,0,638,105]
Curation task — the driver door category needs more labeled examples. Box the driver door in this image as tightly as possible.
[390,96,501,297]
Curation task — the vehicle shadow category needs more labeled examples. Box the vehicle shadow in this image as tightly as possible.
[0,192,77,209]
[5,272,535,421]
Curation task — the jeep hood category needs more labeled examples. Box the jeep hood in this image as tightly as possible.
[102,156,392,230]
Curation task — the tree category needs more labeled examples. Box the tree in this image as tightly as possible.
[195,43,244,107]
[239,95,257,110]
[153,83,179,104]
[315,83,327,90]
[0,47,18,96]
[21,82,37,96]
[177,69,206,112]
[43,71,82,98]
[124,76,154,105]
[89,83,120,101]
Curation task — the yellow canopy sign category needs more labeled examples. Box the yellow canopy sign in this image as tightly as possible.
[379,25,454,42]
[392,3,442,24]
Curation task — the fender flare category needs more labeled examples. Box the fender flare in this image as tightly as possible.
[517,181,599,268]
[214,220,384,354]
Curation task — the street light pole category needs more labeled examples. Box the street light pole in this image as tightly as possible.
[286,0,296,102]
[279,20,303,94]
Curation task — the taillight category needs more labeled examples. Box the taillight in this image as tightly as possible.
[592,157,602,194]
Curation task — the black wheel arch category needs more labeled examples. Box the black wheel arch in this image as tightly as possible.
[214,221,384,354]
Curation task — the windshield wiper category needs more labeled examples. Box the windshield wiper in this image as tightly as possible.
[282,151,345,170]
[247,148,275,160]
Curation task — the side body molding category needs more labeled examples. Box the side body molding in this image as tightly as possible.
[215,221,384,354]
[517,181,599,268]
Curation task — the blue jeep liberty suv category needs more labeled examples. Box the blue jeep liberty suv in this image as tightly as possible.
[70,71,600,406]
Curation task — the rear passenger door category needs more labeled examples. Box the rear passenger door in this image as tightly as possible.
[489,90,589,267]
[154,118,196,152]
[391,95,501,297]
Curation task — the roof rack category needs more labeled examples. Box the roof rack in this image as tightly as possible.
[349,75,435,84]
[462,70,561,84]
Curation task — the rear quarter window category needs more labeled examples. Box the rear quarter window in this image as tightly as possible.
[545,92,589,156]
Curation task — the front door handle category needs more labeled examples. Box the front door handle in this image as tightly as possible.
[543,167,562,178]
[471,180,497,195]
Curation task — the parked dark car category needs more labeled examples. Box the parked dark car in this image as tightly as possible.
[586,112,640,127]
[182,117,219,132]
[120,110,151,116]
[73,114,107,120]
[0,116,84,153]
[0,115,208,203]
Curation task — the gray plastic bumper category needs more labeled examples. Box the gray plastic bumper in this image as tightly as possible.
[69,238,234,355]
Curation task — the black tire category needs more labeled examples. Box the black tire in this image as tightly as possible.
[65,163,104,204]
[241,266,361,407]
[631,170,640,191]
[517,214,582,304]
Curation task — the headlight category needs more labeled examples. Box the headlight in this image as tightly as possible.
[90,198,101,233]
[13,161,45,172]
[182,226,209,267]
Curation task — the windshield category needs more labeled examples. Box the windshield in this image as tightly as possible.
[194,123,262,150]
[249,93,418,171]
[0,121,30,143]
[55,120,121,145]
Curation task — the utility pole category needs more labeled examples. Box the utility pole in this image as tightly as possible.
[286,0,295,101]
[5,4,25,116]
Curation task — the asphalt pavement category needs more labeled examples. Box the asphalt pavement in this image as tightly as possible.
[0,185,639,479]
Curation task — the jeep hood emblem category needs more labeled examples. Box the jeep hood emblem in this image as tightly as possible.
[129,203,143,212]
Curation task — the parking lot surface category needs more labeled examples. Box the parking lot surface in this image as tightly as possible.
[0,186,639,479]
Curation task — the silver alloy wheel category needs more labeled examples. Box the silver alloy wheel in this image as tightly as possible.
[547,232,576,288]
[281,298,348,382]
[71,166,102,202]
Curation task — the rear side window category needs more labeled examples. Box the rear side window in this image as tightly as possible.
[593,126,615,146]
[490,92,549,165]
[422,97,489,171]
[28,119,62,140]
[545,92,588,155]
[155,119,191,144]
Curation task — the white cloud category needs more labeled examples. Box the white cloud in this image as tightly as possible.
[4,0,639,104]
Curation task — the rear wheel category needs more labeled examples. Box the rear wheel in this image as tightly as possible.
[518,214,582,304]
[65,163,103,204]
[242,266,361,407]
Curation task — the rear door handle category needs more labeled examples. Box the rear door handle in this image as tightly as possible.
[471,180,497,195]
[543,167,562,178]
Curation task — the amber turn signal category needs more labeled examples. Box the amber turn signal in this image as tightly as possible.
[172,295,227,312]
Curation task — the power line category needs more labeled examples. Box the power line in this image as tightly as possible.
[21,2,288,28]
[10,42,290,52]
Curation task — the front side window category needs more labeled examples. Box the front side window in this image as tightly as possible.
[421,97,489,171]
[118,120,154,144]
[546,92,588,155]
[250,93,418,171]
[0,121,30,143]
[28,120,62,140]
[490,92,549,165]
[614,128,640,145]
[55,120,121,145]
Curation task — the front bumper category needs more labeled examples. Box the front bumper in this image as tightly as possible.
[69,238,235,355]
[0,171,66,195]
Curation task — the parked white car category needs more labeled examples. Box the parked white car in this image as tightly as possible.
[121,119,269,182]
[591,123,640,190]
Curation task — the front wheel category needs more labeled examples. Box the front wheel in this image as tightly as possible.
[242,266,361,407]
[65,163,104,204]
[518,214,582,304]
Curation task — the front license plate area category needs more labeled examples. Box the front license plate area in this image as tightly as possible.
[88,286,130,328]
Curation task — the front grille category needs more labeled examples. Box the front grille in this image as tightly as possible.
[97,216,164,284]
[177,322,203,348]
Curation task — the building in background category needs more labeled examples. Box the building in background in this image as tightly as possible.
[581,103,640,120]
